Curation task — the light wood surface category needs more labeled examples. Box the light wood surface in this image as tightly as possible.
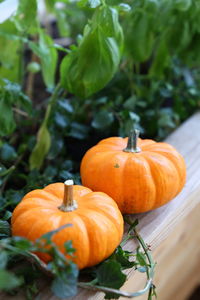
[1,112,200,300]
[36,112,200,300]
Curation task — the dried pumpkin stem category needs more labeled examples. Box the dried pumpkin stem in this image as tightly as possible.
[123,129,141,153]
[59,180,78,212]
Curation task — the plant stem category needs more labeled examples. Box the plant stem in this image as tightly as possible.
[59,180,78,212]
[123,129,141,153]
[44,82,62,125]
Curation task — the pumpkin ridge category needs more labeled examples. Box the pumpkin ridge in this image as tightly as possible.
[57,213,90,269]
[146,147,186,193]
[122,154,156,213]
[75,208,120,267]
[23,190,61,203]
[80,200,123,231]
[26,213,63,241]
[142,151,180,208]
[12,207,55,228]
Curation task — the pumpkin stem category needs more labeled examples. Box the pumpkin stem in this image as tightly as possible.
[123,129,141,153]
[59,180,78,212]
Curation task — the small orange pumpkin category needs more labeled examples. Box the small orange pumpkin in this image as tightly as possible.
[81,130,186,214]
[11,180,124,269]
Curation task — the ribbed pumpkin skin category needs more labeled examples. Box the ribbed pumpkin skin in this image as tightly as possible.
[80,137,186,213]
[11,183,124,269]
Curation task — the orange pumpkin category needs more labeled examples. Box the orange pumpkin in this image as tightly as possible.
[11,180,124,269]
[81,130,186,214]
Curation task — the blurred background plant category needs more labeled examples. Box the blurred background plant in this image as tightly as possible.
[1,0,200,198]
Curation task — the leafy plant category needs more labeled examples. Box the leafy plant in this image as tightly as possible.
[0,217,156,299]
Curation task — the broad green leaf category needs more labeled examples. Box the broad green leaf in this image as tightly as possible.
[14,0,38,33]
[44,0,56,12]
[55,9,70,37]
[29,30,58,89]
[29,122,51,170]
[0,20,22,83]
[61,6,123,98]
[78,0,101,8]
[174,0,192,11]
[0,270,22,290]
[125,10,155,62]
[149,37,170,78]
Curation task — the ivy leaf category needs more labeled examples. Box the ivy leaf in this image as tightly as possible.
[0,143,17,161]
[14,0,38,33]
[0,270,22,290]
[114,246,136,269]
[96,260,126,289]
[29,122,51,170]
[136,248,147,267]
[51,264,78,299]
[0,97,16,136]
[0,220,11,237]
[92,111,114,129]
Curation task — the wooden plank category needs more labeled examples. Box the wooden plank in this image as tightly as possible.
[37,112,200,300]
[121,202,200,300]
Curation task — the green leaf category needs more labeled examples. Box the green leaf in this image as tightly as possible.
[174,0,191,11]
[14,0,38,33]
[51,265,78,299]
[92,111,114,129]
[69,122,89,139]
[136,249,147,266]
[0,97,16,137]
[125,10,155,62]
[13,237,33,251]
[0,270,22,290]
[0,220,11,237]
[29,122,51,170]
[29,30,58,89]
[78,0,101,8]
[0,143,17,161]
[96,260,126,288]
[0,251,8,269]
[61,6,123,98]
[118,3,131,12]
[149,37,170,78]
[0,20,22,83]
[114,246,136,269]
[55,9,70,37]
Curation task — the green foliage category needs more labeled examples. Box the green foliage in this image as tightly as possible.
[61,5,123,98]
[0,80,32,136]
[13,0,38,33]
[0,20,22,83]
[29,30,58,89]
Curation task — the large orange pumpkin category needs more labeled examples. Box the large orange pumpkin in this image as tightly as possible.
[81,130,186,214]
[11,180,124,269]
